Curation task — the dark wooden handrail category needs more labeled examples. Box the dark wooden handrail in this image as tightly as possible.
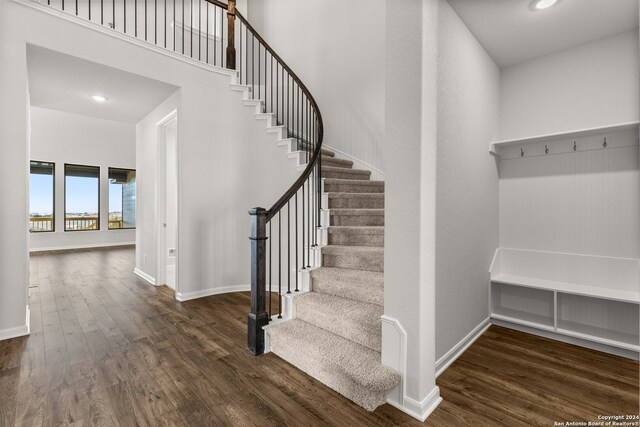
[234,9,324,222]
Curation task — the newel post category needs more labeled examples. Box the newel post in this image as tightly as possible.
[248,207,269,355]
[226,0,237,70]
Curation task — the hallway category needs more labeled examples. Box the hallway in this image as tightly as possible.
[0,248,637,426]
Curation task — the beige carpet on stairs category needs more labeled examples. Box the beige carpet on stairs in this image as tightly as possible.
[267,148,400,411]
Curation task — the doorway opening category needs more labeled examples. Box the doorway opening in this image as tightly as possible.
[156,111,179,291]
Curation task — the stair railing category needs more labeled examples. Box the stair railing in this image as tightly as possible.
[235,9,324,356]
[37,0,323,356]
[40,0,232,68]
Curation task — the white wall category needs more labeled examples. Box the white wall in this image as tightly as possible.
[383,0,440,419]
[500,30,640,140]
[0,0,297,336]
[247,0,386,172]
[499,128,639,259]
[435,1,499,360]
[29,107,136,250]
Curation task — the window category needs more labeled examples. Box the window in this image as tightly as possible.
[65,164,100,231]
[29,161,55,232]
[108,168,136,229]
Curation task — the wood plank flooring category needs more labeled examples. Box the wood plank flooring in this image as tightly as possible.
[0,247,637,426]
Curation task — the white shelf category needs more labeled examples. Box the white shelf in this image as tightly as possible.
[556,328,640,353]
[490,248,640,356]
[489,121,639,157]
[491,313,555,332]
[491,273,640,304]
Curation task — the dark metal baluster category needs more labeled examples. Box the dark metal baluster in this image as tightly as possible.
[213,5,217,64]
[206,3,209,64]
[173,0,175,51]
[307,177,311,268]
[278,211,282,319]
[198,0,201,60]
[239,23,242,83]
[88,0,90,21]
[264,46,267,113]
[182,0,185,54]
[155,0,158,44]
[301,182,306,270]
[112,0,114,28]
[135,0,138,37]
[287,201,291,294]
[190,0,193,57]
[295,192,299,292]
[100,0,103,24]
[75,0,77,16]
[251,35,254,98]
[124,0,127,34]
[269,220,272,320]
[164,0,166,47]
[270,55,273,115]
[258,44,261,103]
[276,63,279,124]
[145,0,148,41]
[220,7,224,67]
[317,113,322,228]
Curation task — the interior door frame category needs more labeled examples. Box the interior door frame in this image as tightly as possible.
[155,109,179,294]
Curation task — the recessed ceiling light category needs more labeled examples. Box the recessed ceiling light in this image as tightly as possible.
[90,94,108,103]
[534,0,558,10]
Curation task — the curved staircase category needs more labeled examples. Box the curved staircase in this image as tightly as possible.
[266,155,399,411]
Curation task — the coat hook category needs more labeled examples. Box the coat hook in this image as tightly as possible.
[521,148,524,157]
[573,141,577,151]
[603,137,607,148]
[545,145,549,154]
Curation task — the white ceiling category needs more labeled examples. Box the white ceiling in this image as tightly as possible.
[27,45,178,124]
[447,0,639,68]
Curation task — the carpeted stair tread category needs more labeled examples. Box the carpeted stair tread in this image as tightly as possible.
[267,319,400,411]
[324,179,384,194]
[322,245,384,272]
[310,266,383,306]
[294,292,382,351]
[328,193,385,209]
[328,226,384,247]
[322,167,371,180]
[322,156,354,169]
[330,209,384,226]
[328,226,384,234]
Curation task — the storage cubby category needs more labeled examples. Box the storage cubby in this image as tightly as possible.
[489,124,640,358]
[489,248,640,354]
[557,293,640,350]
[491,282,554,329]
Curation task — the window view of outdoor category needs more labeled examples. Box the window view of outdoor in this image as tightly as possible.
[65,164,100,231]
[109,168,136,229]
[29,161,55,232]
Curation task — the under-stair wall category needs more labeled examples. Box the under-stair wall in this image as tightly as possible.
[246,0,386,172]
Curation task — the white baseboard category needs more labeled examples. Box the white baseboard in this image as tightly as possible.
[382,315,442,421]
[388,386,443,422]
[133,268,156,286]
[492,318,640,361]
[436,317,491,377]
[0,305,30,341]
[323,144,385,181]
[30,241,135,253]
[176,284,250,302]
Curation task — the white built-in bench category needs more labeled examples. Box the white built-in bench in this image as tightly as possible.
[489,248,640,353]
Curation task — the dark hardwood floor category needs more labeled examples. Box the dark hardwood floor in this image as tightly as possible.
[0,247,637,426]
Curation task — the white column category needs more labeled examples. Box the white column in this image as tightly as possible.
[382,0,441,421]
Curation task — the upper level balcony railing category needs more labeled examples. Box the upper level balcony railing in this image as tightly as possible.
[29,216,124,231]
